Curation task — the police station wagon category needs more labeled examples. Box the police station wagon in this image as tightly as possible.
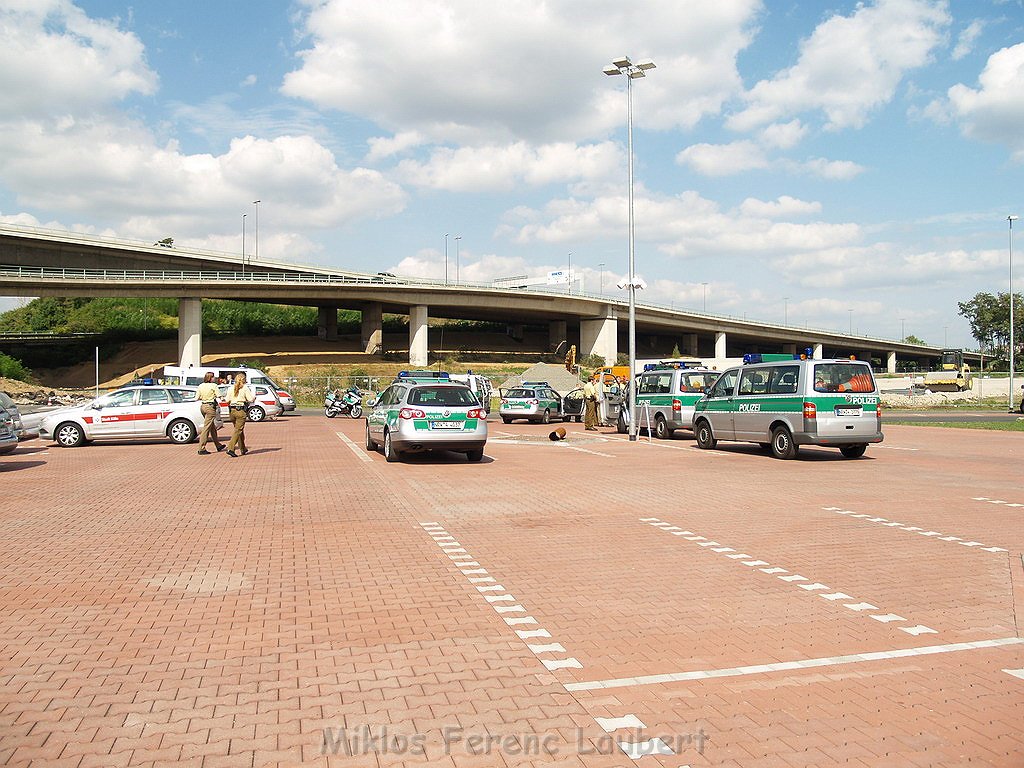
[365,372,487,462]
[499,382,564,424]
[692,356,883,459]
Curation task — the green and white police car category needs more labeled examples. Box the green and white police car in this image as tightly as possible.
[692,354,883,459]
[620,362,719,438]
[498,382,564,424]
[364,371,488,463]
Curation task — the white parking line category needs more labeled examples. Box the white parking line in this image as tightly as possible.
[334,431,373,462]
[823,506,1008,553]
[565,638,1024,691]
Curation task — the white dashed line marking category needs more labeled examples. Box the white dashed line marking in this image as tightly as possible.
[823,506,1008,553]
[1004,668,1024,681]
[617,738,675,758]
[596,715,645,731]
[974,497,1024,507]
[641,518,935,637]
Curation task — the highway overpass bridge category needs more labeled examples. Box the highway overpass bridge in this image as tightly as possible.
[0,224,958,371]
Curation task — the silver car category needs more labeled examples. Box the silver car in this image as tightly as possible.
[0,413,17,455]
[39,386,212,447]
[365,377,488,462]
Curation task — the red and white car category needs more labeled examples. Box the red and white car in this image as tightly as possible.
[39,386,215,447]
[218,384,284,422]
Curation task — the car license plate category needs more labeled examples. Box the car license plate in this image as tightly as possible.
[835,407,861,417]
[431,420,463,430]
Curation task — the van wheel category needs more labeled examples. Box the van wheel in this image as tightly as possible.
[617,413,627,434]
[654,416,672,440]
[840,444,867,459]
[541,409,551,424]
[694,420,716,450]
[465,449,484,462]
[501,417,512,424]
[383,430,401,462]
[770,426,798,459]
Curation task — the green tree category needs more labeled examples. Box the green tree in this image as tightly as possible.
[957,291,1023,368]
[904,334,926,345]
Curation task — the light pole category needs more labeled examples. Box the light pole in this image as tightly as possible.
[783,297,789,325]
[944,325,948,347]
[598,262,605,294]
[900,317,906,342]
[241,213,247,275]
[454,235,462,284]
[568,251,573,295]
[848,309,853,335]
[605,54,655,442]
[1009,215,1018,412]
[444,233,449,286]
[701,282,708,313]
[252,200,260,263]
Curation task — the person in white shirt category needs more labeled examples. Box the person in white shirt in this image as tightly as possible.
[196,372,225,454]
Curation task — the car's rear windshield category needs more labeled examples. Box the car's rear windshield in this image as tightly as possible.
[504,388,535,398]
[409,386,477,407]
[813,363,875,393]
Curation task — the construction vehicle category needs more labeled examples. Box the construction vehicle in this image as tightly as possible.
[923,349,973,391]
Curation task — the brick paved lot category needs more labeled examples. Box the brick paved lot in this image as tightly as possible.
[1,413,1022,767]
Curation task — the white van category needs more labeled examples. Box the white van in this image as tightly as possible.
[162,365,295,411]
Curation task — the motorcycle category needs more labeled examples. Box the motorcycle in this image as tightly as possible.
[324,387,365,419]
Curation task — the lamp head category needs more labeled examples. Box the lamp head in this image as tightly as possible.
[611,56,631,68]
[603,65,622,76]
[1009,215,1020,221]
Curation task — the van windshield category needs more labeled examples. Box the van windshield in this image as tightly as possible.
[813,363,875,393]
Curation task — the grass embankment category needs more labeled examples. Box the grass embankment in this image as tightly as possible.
[887,420,1024,431]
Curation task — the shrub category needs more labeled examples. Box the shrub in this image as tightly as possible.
[0,353,34,383]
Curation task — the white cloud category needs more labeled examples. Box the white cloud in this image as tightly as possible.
[943,44,1024,161]
[952,19,984,61]
[739,196,822,218]
[0,0,157,118]
[366,131,426,162]
[396,141,622,192]
[675,141,771,176]
[759,120,807,149]
[283,0,761,143]
[502,187,860,259]
[728,0,950,132]
[676,141,865,180]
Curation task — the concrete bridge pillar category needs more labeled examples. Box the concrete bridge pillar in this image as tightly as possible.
[812,343,823,359]
[580,313,617,366]
[549,320,567,352]
[177,297,202,368]
[409,305,429,367]
[714,331,727,359]
[317,306,338,341]
[783,343,796,355]
[361,302,383,354]
[683,333,698,357]
[887,351,897,374]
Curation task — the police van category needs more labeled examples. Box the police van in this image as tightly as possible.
[692,354,883,459]
[163,365,295,411]
[619,362,719,438]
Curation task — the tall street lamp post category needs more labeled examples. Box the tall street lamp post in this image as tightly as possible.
[241,214,247,276]
[848,309,853,335]
[605,55,655,442]
[900,318,906,342]
[701,282,708,313]
[444,233,449,286]
[568,251,573,295]
[598,262,605,294]
[1009,215,1018,412]
[783,297,789,325]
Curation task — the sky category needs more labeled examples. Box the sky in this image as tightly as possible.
[0,0,1022,348]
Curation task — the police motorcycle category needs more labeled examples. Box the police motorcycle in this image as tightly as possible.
[324,386,365,419]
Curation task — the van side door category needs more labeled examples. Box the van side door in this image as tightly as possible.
[699,369,739,440]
